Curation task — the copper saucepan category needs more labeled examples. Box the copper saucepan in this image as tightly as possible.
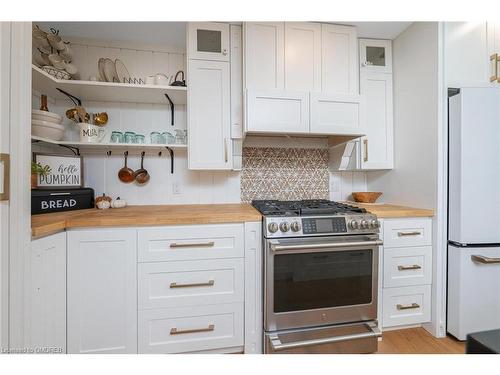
[118,151,135,183]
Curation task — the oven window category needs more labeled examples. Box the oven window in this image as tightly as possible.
[274,250,373,313]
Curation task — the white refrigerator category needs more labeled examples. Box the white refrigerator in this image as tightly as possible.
[448,88,500,340]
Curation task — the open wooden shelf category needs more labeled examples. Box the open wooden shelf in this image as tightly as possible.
[32,65,187,105]
[31,135,187,151]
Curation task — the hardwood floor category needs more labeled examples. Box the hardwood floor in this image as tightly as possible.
[377,328,465,354]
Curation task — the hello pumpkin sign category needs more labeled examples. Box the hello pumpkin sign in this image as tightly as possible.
[34,153,83,188]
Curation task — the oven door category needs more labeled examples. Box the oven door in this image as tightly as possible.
[265,234,381,331]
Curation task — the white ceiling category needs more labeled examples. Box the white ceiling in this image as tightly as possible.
[35,21,412,49]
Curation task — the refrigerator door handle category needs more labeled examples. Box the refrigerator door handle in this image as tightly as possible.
[471,255,500,264]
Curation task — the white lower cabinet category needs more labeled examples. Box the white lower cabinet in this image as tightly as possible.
[29,232,66,353]
[379,217,433,329]
[382,285,431,327]
[138,303,244,354]
[67,229,137,354]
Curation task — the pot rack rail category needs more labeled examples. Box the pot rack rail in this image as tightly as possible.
[31,136,184,174]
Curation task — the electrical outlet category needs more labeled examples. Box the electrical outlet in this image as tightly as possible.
[172,182,181,195]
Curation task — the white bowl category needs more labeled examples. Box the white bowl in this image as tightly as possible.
[32,110,63,124]
[31,120,65,141]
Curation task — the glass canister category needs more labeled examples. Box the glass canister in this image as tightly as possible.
[124,131,136,144]
[150,131,163,144]
[174,129,187,144]
[135,134,145,144]
[110,131,124,143]
[162,131,175,144]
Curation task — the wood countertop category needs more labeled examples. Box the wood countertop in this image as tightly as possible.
[346,202,435,218]
[31,204,262,238]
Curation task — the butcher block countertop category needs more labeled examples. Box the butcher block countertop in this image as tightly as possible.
[346,202,435,218]
[31,204,262,238]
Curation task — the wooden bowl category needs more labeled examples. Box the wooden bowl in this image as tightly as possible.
[352,192,382,203]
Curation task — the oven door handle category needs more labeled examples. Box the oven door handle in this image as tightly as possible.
[270,239,383,252]
[268,324,382,352]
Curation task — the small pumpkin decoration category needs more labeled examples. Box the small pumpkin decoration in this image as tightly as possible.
[111,197,127,209]
[95,193,112,208]
[96,200,111,210]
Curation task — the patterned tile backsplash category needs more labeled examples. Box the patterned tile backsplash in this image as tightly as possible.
[241,147,330,202]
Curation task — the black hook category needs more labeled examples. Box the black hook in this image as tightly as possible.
[107,151,112,156]
[165,146,174,174]
[164,94,174,126]
[141,151,145,158]
[124,150,128,157]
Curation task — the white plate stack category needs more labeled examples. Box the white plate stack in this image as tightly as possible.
[32,110,65,141]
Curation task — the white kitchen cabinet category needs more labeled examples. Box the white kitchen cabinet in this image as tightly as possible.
[187,59,232,170]
[284,22,321,91]
[382,285,431,328]
[359,39,392,74]
[245,89,309,133]
[67,229,137,354]
[444,22,490,86]
[360,71,394,169]
[487,22,500,84]
[188,22,230,62]
[309,92,365,135]
[321,24,358,94]
[28,232,66,353]
[244,22,284,90]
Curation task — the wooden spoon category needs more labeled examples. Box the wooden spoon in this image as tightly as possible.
[118,151,135,183]
[134,152,150,185]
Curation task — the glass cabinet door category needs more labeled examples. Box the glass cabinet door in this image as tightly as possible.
[188,22,229,62]
[359,39,392,74]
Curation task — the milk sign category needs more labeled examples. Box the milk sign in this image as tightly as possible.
[34,153,83,188]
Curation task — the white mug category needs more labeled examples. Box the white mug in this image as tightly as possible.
[79,123,106,143]
[145,75,155,85]
[154,73,169,86]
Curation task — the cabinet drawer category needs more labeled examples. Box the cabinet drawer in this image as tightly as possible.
[138,303,244,353]
[138,224,244,262]
[245,89,309,133]
[382,285,431,328]
[309,92,365,135]
[138,259,244,309]
[383,246,432,288]
[383,218,432,248]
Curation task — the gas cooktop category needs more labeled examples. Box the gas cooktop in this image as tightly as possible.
[252,199,367,216]
[252,199,378,238]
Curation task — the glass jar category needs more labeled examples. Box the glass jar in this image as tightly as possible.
[124,131,136,144]
[150,131,163,144]
[174,129,187,144]
[135,134,145,144]
[110,131,124,143]
[162,131,175,144]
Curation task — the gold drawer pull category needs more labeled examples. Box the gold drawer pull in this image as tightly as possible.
[398,264,422,271]
[170,280,215,288]
[397,303,420,310]
[170,241,215,248]
[0,153,10,201]
[170,324,215,335]
[363,139,368,162]
[397,231,421,237]
[490,53,498,83]
[471,255,500,264]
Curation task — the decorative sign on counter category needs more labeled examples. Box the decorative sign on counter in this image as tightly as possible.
[33,153,83,188]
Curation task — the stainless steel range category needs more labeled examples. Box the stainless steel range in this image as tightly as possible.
[252,199,383,354]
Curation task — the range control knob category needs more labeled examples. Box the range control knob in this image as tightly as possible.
[268,222,279,233]
[291,221,301,232]
[360,220,369,229]
[349,220,359,230]
[370,219,380,229]
[280,222,290,232]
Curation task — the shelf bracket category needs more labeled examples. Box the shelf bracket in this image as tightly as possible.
[56,88,82,107]
[164,94,174,126]
[165,146,174,174]
[58,144,80,156]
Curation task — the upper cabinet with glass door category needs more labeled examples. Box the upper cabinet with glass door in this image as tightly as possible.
[359,39,392,74]
[188,22,230,62]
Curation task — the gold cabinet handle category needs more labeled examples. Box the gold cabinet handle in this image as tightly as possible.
[224,138,228,163]
[170,241,215,248]
[497,54,500,83]
[170,280,215,288]
[397,264,422,271]
[363,139,368,162]
[490,53,498,82]
[397,231,421,237]
[397,303,420,310]
[471,255,500,264]
[170,324,215,335]
[0,153,10,201]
